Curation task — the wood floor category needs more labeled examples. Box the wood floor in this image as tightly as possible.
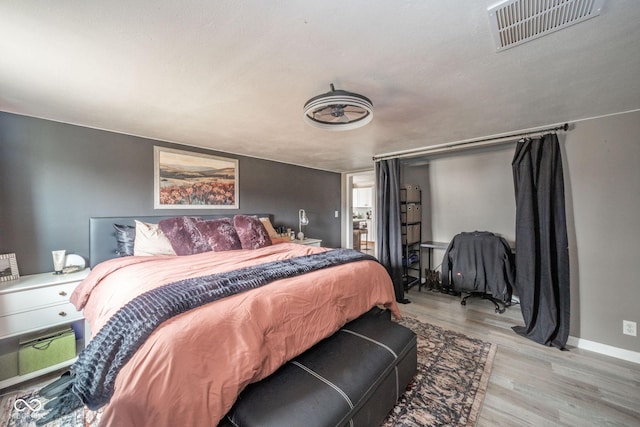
[399,288,640,427]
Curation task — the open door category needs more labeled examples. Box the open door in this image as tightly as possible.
[343,170,376,254]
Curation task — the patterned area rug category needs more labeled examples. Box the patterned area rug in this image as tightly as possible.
[1,316,495,427]
[0,387,100,427]
[383,316,497,426]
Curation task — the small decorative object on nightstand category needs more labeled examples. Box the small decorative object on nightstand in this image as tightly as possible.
[51,250,66,274]
[292,238,322,247]
[0,253,20,282]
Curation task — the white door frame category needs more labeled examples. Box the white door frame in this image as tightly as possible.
[341,170,376,251]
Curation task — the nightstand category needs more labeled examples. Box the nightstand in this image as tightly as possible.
[0,269,89,388]
[292,238,323,247]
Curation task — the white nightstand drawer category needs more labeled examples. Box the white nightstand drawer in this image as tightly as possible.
[0,281,78,317]
[0,302,82,337]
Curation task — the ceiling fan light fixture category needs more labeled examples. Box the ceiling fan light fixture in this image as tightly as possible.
[303,84,373,131]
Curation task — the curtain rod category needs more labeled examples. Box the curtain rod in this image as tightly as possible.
[373,123,569,162]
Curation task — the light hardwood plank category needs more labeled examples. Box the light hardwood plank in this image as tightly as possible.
[400,288,640,426]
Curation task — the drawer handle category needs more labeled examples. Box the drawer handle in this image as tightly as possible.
[58,311,67,317]
[59,291,68,297]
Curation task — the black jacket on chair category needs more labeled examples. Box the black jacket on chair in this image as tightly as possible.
[441,231,514,303]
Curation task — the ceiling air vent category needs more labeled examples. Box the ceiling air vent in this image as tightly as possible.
[488,0,606,51]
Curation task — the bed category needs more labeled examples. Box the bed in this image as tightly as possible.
[59,214,401,427]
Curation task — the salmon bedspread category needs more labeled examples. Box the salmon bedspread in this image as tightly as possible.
[71,243,399,427]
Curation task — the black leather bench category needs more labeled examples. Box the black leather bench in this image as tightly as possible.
[221,308,417,427]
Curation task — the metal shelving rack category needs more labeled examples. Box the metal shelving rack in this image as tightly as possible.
[400,186,422,291]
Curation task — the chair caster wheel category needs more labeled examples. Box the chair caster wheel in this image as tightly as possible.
[461,300,466,306]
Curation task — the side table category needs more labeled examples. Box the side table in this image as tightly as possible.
[292,238,322,247]
[0,269,89,388]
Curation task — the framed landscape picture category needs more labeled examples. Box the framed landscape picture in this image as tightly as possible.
[154,146,239,209]
[0,253,19,282]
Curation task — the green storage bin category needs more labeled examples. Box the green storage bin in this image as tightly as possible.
[0,350,18,380]
[18,328,76,375]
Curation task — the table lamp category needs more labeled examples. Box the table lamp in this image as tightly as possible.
[298,209,309,240]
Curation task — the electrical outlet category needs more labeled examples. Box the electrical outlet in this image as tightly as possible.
[623,320,637,336]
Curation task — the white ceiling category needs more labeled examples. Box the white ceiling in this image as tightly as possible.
[1,1,639,172]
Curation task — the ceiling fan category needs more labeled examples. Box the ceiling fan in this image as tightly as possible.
[303,84,374,131]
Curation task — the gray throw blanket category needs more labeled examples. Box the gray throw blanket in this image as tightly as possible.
[38,249,375,424]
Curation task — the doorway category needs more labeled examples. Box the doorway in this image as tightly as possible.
[343,170,376,255]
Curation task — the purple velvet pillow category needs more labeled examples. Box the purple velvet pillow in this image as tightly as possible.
[195,218,242,252]
[158,216,210,256]
[233,215,272,250]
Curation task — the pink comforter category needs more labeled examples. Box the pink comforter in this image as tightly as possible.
[71,243,399,427]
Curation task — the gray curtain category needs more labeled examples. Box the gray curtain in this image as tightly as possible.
[512,133,570,349]
[375,159,407,303]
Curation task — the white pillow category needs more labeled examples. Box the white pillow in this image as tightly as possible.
[133,220,176,256]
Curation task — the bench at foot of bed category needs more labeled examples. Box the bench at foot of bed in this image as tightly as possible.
[221,307,417,427]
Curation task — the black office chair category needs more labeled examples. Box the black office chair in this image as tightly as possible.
[441,231,514,314]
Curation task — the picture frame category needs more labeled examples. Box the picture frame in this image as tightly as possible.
[154,146,239,209]
[0,253,20,282]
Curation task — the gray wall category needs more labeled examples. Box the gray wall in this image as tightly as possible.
[413,110,640,354]
[0,112,341,275]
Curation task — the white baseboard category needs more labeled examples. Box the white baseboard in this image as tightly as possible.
[567,336,640,364]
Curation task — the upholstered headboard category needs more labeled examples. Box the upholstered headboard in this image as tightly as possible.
[89,214,274,268]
